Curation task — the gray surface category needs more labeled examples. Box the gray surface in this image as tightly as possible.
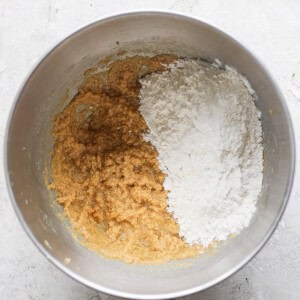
[0,1,300,299]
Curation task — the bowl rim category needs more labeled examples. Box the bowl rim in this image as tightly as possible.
[4,9,296,300]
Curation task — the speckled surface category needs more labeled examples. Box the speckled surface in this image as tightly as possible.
[0,1,300,299]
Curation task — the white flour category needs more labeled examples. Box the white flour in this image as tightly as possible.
[139,59,263,247]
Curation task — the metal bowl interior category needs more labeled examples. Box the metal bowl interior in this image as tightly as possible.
[5,11,295,299]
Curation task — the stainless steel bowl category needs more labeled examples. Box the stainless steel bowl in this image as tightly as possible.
[5,11,295,299]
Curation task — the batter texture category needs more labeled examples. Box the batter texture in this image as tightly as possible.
[49,55,199,264]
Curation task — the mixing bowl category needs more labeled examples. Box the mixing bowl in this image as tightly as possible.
[5,11,295,299]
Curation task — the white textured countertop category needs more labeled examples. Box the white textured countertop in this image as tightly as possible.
[0,1,300,299]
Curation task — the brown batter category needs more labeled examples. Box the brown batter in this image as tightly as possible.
[49,55,200,264]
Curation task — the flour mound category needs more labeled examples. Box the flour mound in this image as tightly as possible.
[139,59,263,247]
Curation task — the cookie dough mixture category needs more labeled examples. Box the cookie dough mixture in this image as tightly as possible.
[49,55,200,264]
